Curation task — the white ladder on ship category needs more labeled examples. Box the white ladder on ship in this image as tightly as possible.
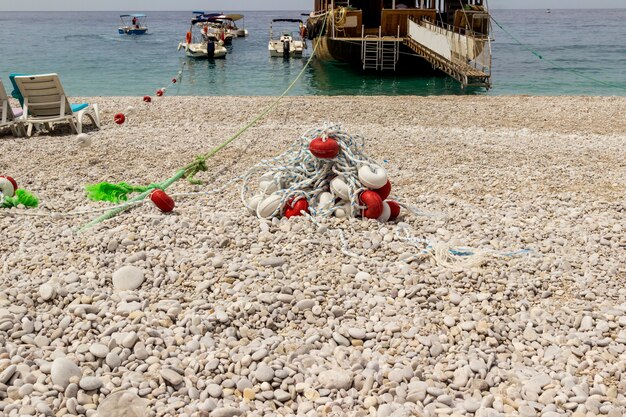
[362,35,379,70]
[360,26,400,71]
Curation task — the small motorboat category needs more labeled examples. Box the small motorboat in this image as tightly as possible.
[178,14,227,59]
[118,14,148,35]
[223,14,248,37]
[199,19,234,45]
[268,19,307,58]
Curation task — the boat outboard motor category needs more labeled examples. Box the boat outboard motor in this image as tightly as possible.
[207,40,215,58]
[282,40,290,58]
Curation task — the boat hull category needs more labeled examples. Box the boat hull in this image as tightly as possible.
[119,27,148,35]
[178,42,227,59]
[268,39,306,58]
[312,35,438,75]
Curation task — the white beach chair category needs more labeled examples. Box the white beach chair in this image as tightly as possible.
[13,73,100,136]
[0,79,25,137]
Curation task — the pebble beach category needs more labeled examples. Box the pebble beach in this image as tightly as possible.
[0,95,625,417]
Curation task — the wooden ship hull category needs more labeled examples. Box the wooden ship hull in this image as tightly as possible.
[306,0,493,88]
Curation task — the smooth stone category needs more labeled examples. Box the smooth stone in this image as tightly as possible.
[355,271,371,281]
[207,383,223,398]
[89,343,109,359]
[341,265,358,275]
[518,405,537,417]
[348,328,366,339]
[251,349,269,362]
[97,390,146,417]
[0,365,17,384]
[579,316,593,331]
[318,370,353,390]
[210,407,243,417]
[295,299,316,310]
[161,368,183,386]
[464,399,481,413]
[51,358,82,389]
[274,389,291,402]
[79,376,102,391]
[39,284,56,301]
[106,352,121,369]
[260,257,286,267]
[112,265,145,291]
[255,363,274,382]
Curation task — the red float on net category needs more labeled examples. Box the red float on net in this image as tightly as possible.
[172,78,177,84]
[359,190,383,219]
[373,180,391,200]
[113,113,125,125]
[284,197,309,219]
[156,89,164,97]
[387,200,401,220]
[309,137,339,159]
[150,189,175,212]
[0,175,18,197]
[143,95,152,103]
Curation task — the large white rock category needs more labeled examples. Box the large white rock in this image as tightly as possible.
[97,390,147,417]
[112,266,145,291]
[318,370,353,390]
[51,357,82,389]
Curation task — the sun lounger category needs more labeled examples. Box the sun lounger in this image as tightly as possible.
[0,79,25,137]
[12,73,100,136]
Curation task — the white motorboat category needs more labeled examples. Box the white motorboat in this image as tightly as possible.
[223,14,248,37]
[178,14,227,59]
[268,19,307,58]
[118,14,148,35]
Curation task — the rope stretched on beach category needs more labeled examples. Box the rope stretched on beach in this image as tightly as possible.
[79,19,327,232]
[490,16,626,92]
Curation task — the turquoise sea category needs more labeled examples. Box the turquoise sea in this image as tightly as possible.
[1,9,625,96]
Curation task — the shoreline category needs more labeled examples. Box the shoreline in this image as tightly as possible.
[1,96,625,417]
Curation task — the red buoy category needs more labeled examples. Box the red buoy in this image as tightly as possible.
[113,113,125,125]
[373,180,391,200]
[143,95,152,103]
[309,137,339,159]
[387,200,401,220]
[150,189,175,213]
[359,190,383,219]
[284,197,309,219]
[156,89,164,97]
[172,78,177,84]
[0,175,18,197]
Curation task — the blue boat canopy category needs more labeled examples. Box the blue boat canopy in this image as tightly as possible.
[120,14,146,17]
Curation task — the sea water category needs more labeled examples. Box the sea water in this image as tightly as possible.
[0,9,625,96]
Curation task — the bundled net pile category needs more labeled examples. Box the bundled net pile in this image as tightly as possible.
[241,124,401,221]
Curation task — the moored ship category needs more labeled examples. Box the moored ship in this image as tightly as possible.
[306,0,493,88]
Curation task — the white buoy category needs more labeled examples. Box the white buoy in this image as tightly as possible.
[125,106,136,115]
[76,133,92,148]
[256,194,282,219]
[377,201,391,222]
[317,192,334,211]
[334,202,352,218]
[330,177,350,200]
[358,164,388,189]
[259,180,279,195]
[246,195,264,215]
[0,177,16,197]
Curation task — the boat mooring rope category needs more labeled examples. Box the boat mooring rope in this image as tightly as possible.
[490,16,626,92]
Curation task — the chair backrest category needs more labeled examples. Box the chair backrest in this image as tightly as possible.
[13,73,73,119]
[0,79,16,125]
[9,73,27,107]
